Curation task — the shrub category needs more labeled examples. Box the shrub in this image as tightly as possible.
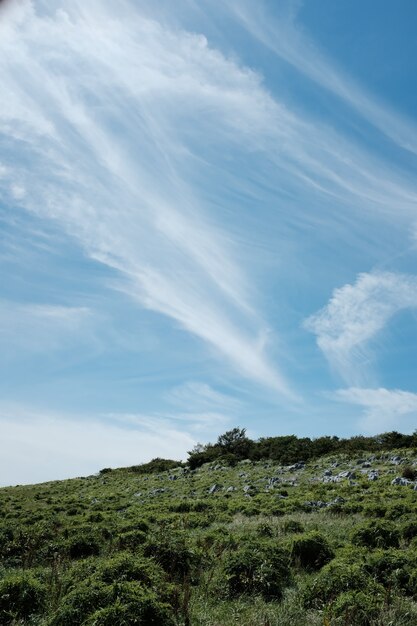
[291,531,334,571]
[50,580,174,626]
[0,572,46,624]
[62,553,167,594]
[402,465,417,480]
[256,522,273,537]
[143,534,197,581]
[222,540,291,600]
[282,519,304,534]
[402,521,417,541]
[351,520,400,549]
[303,559,383,609]
[117,530,147,551]
[83,587,175,626]
[330,590,382,626]
[67,533,101,559]
[364,549,411,591]
[128,458,182,475]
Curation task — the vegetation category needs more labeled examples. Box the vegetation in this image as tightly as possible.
[1,427,417,624]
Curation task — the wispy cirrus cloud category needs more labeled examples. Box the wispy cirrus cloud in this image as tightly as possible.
[1,0,417,409]
[0,300,91,353]
[226,0,417,156]
[168,381,241,412]
[305,271,417,383]
[0,0,300,396]
[332,387,417,433]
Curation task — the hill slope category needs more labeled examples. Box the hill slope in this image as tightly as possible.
[2,447,417,624]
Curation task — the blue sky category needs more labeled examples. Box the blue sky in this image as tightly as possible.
[1,0,417,485]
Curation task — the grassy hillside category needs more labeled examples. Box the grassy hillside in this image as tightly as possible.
[2,443,417,625]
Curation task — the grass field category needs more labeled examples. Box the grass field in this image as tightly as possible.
[2,445,417,625]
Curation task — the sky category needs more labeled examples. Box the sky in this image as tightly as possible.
[1,0,417,485]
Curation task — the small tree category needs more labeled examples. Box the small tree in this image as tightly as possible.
[217,427,252,460]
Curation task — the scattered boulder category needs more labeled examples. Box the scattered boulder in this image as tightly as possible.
[391,477,411,486]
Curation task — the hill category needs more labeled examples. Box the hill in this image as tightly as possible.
[2,433,417,625]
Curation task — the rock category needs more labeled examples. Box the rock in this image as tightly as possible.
[288,462,305,471]
[266,477,279,485]
[208,484,221,494]
[391,477,411,486]
[322,476,342,483]
[323,469,333,476]
[338,470,356,479]
[226,486,235,492]
[168,475,177,481]
[304,500,327,509]
[390,456,402,465]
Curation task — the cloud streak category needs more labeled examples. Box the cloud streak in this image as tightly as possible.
[1,0,417,406]
[0,0,295,396]
[0,300,91,353]
[227,0,417,156]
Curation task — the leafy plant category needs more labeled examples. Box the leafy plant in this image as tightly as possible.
[291,531,334,571]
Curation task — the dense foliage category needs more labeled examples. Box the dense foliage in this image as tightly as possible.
[187,427,417,468]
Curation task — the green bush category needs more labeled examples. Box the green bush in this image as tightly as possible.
[303,558,383,609]
[255,522,273,537]
[67,532,101,559]
[222,540,292,600]
[144,534,197,581]
[351,520,400,549]
[282,519,304,534]
[117,530,147,551]
[128,458,182,475]
[330,590,382,626]
[50,580,174,626]
[291,531,334,571]
[364,549,411,591]
[83,588,175,626]
[63,553,167,594]
[0,572,46,624]
[402,465,417,480]
[402,521,417,541]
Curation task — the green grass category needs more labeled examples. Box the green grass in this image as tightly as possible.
[1,448,417,624]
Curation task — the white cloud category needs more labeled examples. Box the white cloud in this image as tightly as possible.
[227,0,417,156]
[305,272,417,382]
[332,387,417,433]
[0,0,297,397]
[1,1,417,401]
[0,300,91,353]
[168,381,241,412]
[0,405,196,486]
[110,409,231,434]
